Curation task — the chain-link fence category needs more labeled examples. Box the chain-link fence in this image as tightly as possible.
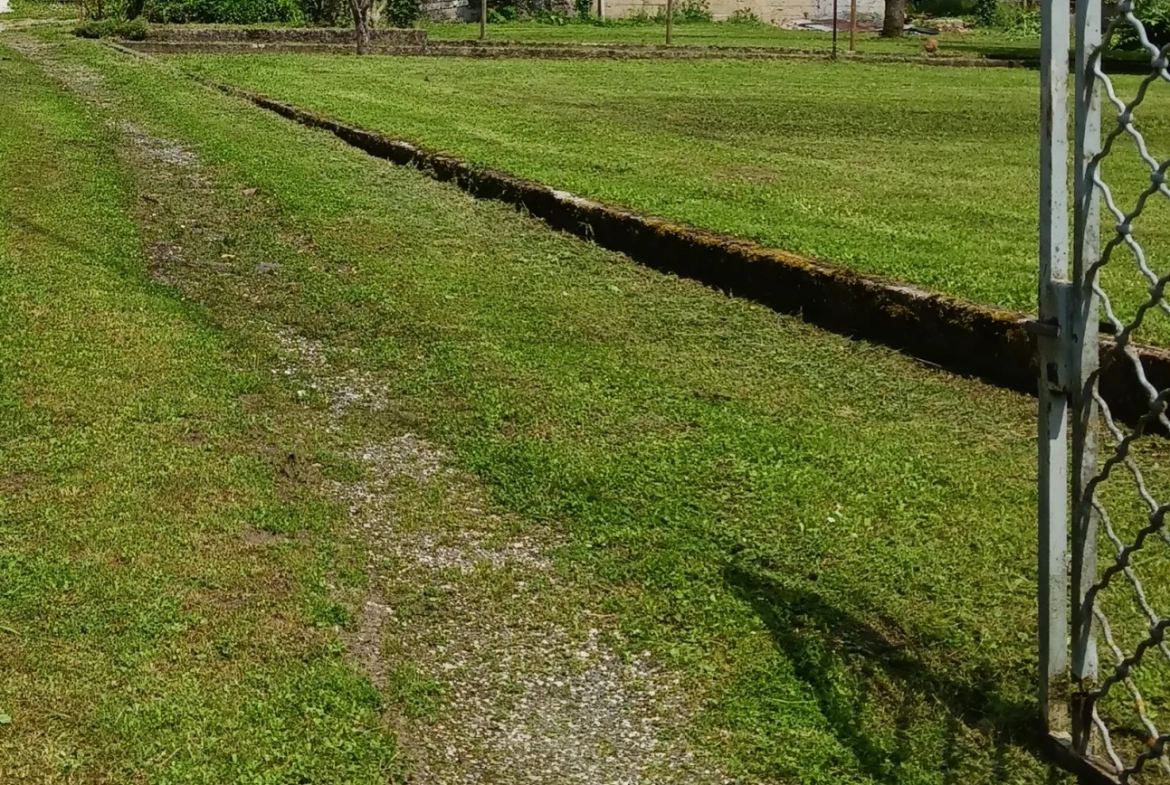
[1041,0,1170,781]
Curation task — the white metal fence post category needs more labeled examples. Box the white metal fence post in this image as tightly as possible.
[1044,0,1170,776]
[1071,0,1102,757]
[1038,0,1071,740]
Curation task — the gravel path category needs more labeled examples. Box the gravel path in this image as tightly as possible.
[13,37,736,784]
[279,330,733,785]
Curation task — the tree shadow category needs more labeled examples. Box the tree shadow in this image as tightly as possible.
[724,561,1045,783]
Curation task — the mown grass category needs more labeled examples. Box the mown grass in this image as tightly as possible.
[176,53,1170,345]
[3,0,78,20]
[421,18,1040,57]
[12,29,1170,783]
[32,31,1080,783]
[0,42,399,782]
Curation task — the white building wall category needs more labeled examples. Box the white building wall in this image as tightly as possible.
[601,0,882,24]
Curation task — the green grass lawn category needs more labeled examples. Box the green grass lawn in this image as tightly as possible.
[3,0,78,21]
[0,41,399,782]
[7,27,1170,784]
[176,53,1170,345]
[420,18,1041,57]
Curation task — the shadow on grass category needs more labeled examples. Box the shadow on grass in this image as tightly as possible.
[724,561,1049,784]
[9,214,105,259]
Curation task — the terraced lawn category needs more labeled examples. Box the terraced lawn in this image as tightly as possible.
[421,19,1039,57]
[178,52,1170,345]
[5,27,1169,785]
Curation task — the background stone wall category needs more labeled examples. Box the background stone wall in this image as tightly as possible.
[422,0,475,21]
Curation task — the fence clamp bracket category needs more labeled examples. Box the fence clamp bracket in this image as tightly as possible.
[1035,281,1073,395]
[1024,318,1062,338]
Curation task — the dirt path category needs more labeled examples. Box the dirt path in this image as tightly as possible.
[8,35,735,785]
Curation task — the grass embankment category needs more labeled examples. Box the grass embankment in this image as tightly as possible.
[7,29,1170,782]
[177,54,1170,343]
[0,43,398,783]
[421,19,1040,58]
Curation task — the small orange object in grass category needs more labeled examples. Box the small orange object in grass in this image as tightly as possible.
[925,38,939,53]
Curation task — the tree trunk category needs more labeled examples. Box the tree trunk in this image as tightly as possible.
[881,0,904,37]
[349,0,371,54]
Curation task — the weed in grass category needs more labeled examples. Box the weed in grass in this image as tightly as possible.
[386,664,445,719]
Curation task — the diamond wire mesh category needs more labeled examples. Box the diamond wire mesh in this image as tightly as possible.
[1077,7,1170,780]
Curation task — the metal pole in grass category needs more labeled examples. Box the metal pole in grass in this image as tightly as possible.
[832,0,838,58]
[480,0,486,40]
[666,0,673,44]
[849,0,857,51]
[1069,0,1101,741]
[1036,0,1071,741]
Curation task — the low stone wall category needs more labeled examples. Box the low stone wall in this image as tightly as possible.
[121,38,1031,66]
[145,26,427,44]
[127,40,431,53]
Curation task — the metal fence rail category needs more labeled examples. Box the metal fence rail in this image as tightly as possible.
[1042,0,1170,780]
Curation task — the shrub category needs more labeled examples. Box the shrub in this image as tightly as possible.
[727,6,760,22]
[485,0,517,21]
[1115,0,1170,48]
[974,0,995,26]
[676,0,712,22]
[75,18,106,35]
[1000,4,1039,34]
[622,8,657,23]
[298,0,346,25]
[573,0,591,18]
[142,0,302,24]
[384,0,420,27]
[80,0,131,20]
[74,17,148,37]
[976,1,1038,35]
